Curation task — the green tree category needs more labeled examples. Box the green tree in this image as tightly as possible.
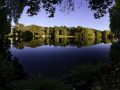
[84,29,95,39]
[94,30,102,39]
[15,23,26,31]
[54,26,59,38]
[22,31,33,41]
[25,25,45,37]
[44,27,50,36]
[102,30,111,39]
[0,0,116,36]
[109,0,120,37]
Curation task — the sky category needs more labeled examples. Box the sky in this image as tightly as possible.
[18,1,110,31]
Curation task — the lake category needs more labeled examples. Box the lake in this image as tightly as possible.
[10,37,112,77]
[1,37,120,89]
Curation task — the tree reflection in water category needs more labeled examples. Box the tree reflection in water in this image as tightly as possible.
[12,36,114,49]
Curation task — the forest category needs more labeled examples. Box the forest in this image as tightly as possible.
[10,23,114,40]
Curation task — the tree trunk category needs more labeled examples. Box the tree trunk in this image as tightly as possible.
[0,9,11,36]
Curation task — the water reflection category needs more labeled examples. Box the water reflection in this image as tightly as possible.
[11,37,114,49]
[9,36,112,78]
[1,37,120,89]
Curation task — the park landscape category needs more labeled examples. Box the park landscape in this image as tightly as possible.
[0,0,120,90]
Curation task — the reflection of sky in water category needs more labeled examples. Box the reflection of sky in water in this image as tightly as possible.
[10,43,111,76]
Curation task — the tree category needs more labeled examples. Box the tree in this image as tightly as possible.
[0,9,11,35]
[25,25,45,36]
[84,29,95,39]
[53,26,59,38]
[0,0,116,35]
[109,0,120,37]
[102,30,111,39]
[94,30,102,39]
[15,23,25,31]
[0,0,26,35]
[44,27,50,36]
[22,31,33,41]
[87,0,114,18]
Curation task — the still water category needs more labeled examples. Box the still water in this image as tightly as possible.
[1,37,120,89]
[10,38,112,76]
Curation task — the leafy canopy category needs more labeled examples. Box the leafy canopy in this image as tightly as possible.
[0,0,115,23]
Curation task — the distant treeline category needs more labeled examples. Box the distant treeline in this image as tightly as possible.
[10,23,115,40]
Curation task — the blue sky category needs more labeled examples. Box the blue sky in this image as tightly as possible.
[18,1,110,31]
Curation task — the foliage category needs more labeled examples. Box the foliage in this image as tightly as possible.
[84,29,95,39]
[10,24,115,49]
[0,0,116,35]
[94,30,102,38]
[109,0,120,36]
[12,23,114,39]
[0,0,115,22]
[64,64,109,90]
[26,25,45,36]
[8,78,72,90]
[22,31,33,41]
[102,30,113,39]
[0,9,11,35]
[87,0,114,18]
[93,41,120,89]
[0,38,27,89]
[109,41,120,61]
